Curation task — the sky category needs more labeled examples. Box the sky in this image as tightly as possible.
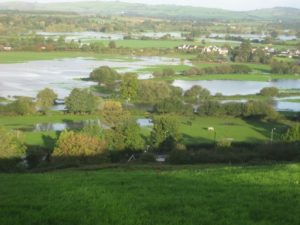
[0,0,299,11]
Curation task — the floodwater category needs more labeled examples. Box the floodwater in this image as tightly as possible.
[172,80,300,96]
[37,31,184,41]
[30,118,153,132]
[208,33,297,41]
[221,99,300,112]
[0,56,187,98]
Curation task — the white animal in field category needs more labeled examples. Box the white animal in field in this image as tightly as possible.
[208,127,215,132]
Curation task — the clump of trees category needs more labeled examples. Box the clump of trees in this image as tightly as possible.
[231,40,271,63]
[183,64,251,76]
[137,80,172,103]
[36,88,57,112]
[0,97,36,116]
[270,60,300,74]
[53,130,107,163]
[281,125,300,142]
[120,73,139,101]
[89,66,120,88]
[260,87,279,97]
[184,85,211,104]
[0,127,26,170]
[153,67,175,77]
[102,100,144,151]
[65,88,102,114]
[197,100,279,120]
[150,116,181,151]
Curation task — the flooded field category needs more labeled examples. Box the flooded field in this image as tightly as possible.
[172,80,300,96]
[0,56,187,98]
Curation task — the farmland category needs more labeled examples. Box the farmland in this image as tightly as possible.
[0,164,299,225]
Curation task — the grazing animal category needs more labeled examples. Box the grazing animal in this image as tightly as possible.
[208,127,215,132]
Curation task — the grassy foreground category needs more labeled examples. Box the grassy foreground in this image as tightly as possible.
[0,164,299,225]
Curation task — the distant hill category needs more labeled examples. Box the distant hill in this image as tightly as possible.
[0,1,300,21]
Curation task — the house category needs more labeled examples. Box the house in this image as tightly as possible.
[202,46,229,56]
[0,46,13,51]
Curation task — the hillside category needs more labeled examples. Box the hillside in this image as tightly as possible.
[0,1,300,21]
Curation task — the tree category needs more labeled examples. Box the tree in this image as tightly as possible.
[65,89,100,114]
[106,120,145,151]
[81,121,104,139]
[260,87,279,97]
[53,131,107,163]
[232,40,252,62]
[11,97,36,115]
[102,100,130,127]
[89,66,120,88]
[120,73,138,101]
[0,127,26,160]
[154,97,188,114]
[138,80,172,103]
[109,41,116,49]
[270,30,279,39]
[281,125,300,142]
[184,85,210,104]
[150,116,181,151]
[36,88,57,112]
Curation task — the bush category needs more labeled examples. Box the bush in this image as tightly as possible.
[216,139,232,149]
[53,131,107,164]
[0,127,26,171]
[140,153,156,163]
[260,87,279,97]
[168,150,191,164]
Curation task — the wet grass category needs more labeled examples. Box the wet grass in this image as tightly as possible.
[0,164,299,225]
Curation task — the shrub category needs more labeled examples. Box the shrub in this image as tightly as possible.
[53,131,107,164]
[65,89,101,114]
[0,127,26,170]
[168,150,191,164]
[140,153,156,163]
[216,139,232,149]
[260,87,279,97]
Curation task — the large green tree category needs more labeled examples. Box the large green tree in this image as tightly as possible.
[120,73,138,101]
[150,116,181,151]
[184,85,210,104]
[11,97,36,115]
[65,89,101,114]
[36,88,57,112]
[90,66,120,88]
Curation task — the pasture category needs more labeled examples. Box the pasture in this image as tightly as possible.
[0,164,299,225]
[0,115,286,146]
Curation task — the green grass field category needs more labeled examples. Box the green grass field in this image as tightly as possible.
[0,164,299,225]
[90,39,197,49]
[0,115,285,146]
[0,114,99,146]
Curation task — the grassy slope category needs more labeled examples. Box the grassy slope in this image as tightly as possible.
[0,164,299,225]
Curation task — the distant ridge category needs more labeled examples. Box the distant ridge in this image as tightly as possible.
[0,1,300,21]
